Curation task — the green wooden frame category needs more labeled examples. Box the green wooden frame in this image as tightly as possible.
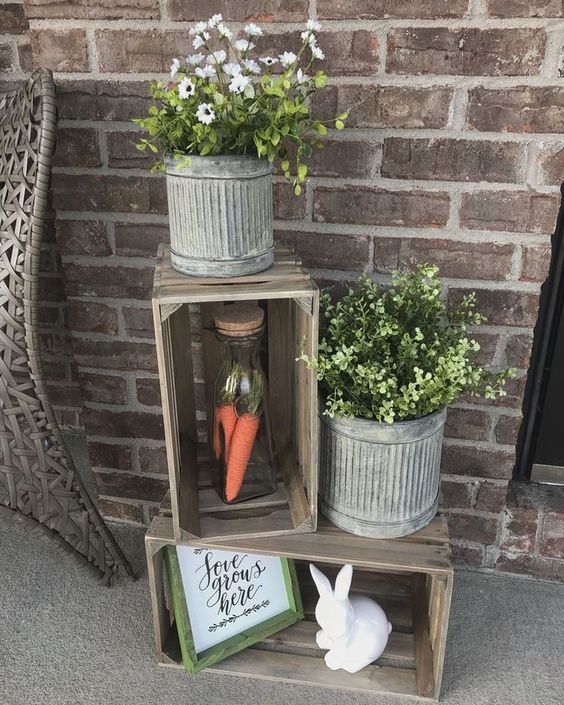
[165,545,304,674]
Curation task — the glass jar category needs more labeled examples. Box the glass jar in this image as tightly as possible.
[211,304,278,504]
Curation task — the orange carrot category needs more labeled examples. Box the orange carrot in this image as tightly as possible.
[225,412,260,502]
[213,403,238,461]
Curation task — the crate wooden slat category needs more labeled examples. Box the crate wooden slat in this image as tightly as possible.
[152,245,319,543]
[145,513,453,701]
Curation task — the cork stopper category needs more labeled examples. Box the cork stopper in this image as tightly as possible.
[214,304,265,338]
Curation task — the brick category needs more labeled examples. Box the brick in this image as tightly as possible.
[0,44,14,72]
[447,512,499,544]
[29,29,89,72]
[136,377,162,406]
[73,339,157,372]
[440,479,473,509]
[449,288,540,328]
[17,41,32,71]
[441,444,515,479]
[318,0,466,19]
[64,264,153,300]
[450,542,484,567]
[313,85,453,129]
[98,498,143,523]
[85,408,164,440]
[273,182,306,221]
[24,0,160,19]
[138,445,168,474]
[495,414,522,445]
[386,28,546,76]
[382,138,525,183]
[501,507,538,552]
[310,140,379,178]
[540,512,564,558]
[486,0,563,17]
[67,300,118,335]
[114,223,169,257]
[53,174,166,215]
[56,220,111,257]
[475,481,508,513]
[94,470,167,502]
[538,143,564,186]
[166,0,308,21]
[57,80,152,121]
[0,4,28,33]
[495,553,564,581]
[445,407,492,442]
[89,441,132,471]
[467,87,564,133]
[521,245,551,283]
[106,130,151,169]
[55,128,102,169]
[80,372,127,405]
[504,333,533,368]
[95,29,195,73]
[45,383,83,409]
[274,231,370,271]
[460,191,558,234]
[373,237,514,281]
[39,275,66,302]
[123,306,155,340]
[314,187,450,227]
[254,31,379,76]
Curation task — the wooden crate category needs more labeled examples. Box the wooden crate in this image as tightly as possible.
[145,512,453,701]
[152,245,319,543]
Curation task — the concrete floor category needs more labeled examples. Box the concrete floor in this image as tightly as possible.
[1,514,563,705]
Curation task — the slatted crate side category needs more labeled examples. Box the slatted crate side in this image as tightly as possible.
[145,514,452,701]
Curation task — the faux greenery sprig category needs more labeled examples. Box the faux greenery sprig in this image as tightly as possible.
[300,265,515,423]
[133,16,347,195]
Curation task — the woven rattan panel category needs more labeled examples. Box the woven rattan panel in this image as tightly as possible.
[0,70,133,584]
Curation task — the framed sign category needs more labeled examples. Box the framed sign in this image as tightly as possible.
[165,545,303,674]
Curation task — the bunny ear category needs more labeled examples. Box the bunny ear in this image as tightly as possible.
[309,563,332,596]
[334,564,353,600]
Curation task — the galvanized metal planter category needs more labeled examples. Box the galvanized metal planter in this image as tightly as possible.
[165,154,274,277]
[319,408,447,538]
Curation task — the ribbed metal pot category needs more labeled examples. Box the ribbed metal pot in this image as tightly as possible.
[319,408,447,538]
[164,154,274,277]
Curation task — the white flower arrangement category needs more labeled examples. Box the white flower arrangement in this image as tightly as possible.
[135,15,348,194]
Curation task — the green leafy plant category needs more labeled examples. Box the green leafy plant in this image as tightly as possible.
[133,16,347,195]
[300,265,515,423]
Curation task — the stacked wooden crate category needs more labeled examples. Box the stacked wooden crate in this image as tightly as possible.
[147,245,454,702]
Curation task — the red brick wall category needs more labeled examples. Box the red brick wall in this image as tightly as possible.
[10,0,564,577]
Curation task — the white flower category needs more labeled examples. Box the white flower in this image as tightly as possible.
[308,33,318,47]
[192,32,210,49]
[223,62,241,76]
[243,58,261,74]
[187,53,205,65]
[229,73,251,93]
[279,51,297,67]
[195,65,216,79]
[244,23,262,36]
[235,39,254,53]
[307,19,321,31]
[206,49,226,64]
[190,21,207,36]
[259,56,278,66]
[300,30,310,42]
[310,44,325,60]
[170,57,180,78]
[176,105,182,112]
[217,23,232,38]
[296,68,309,84]
[208,13,223,27]
[178,76,196,99]
[196,102,215,125]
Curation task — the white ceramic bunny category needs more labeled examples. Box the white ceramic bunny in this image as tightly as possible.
[309,563,392,674]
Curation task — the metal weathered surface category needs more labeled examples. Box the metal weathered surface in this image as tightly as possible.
[319,408,447,539]
[165,154,274,277]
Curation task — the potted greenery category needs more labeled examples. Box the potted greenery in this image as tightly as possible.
[301,265,514,538]
[134,16,347,277]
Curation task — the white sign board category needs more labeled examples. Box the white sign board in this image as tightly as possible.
[176,545,292,653]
